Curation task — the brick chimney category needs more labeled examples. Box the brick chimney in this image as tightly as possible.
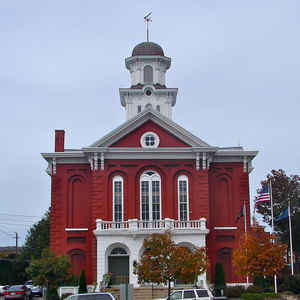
[55,130,65,152]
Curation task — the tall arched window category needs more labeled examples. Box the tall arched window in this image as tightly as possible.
[178,175,189,221]
[140,171,161,221]
[144,65,153,83]
[113,176,123,222]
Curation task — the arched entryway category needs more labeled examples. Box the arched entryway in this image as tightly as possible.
[108,246,129,285]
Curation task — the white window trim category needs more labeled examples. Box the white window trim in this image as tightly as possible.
[113,175,124,222]
[140,171,162,221]
[178,175,189,221]
[140,131,160,148]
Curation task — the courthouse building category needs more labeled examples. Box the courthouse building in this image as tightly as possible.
[42,40,257,286]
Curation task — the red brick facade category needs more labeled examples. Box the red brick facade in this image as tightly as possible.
[48,123,252,285]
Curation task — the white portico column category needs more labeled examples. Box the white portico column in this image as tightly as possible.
[95,219,106,290]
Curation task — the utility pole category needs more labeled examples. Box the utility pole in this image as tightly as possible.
[15,232,18,256]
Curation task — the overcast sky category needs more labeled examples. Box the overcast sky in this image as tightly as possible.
[1,1,299,246]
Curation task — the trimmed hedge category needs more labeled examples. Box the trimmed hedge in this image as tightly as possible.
[241,293,264,300]
[225,286,245,298]
[246,285,263,293]
[263,292,278,299]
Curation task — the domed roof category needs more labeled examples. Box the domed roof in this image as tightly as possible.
[132,42,164,56]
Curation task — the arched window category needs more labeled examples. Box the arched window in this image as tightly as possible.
[111,247,128,255]
[144,65,153,83]
[140,171,161,221]
[113,176,123,222]
[178,175,189,221]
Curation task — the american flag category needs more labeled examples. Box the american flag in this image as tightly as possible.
[255,184,271,203]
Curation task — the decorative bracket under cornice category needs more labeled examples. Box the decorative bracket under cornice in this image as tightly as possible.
[202,152,207,170]
[196,153,200,170]
[88,152,104,171]
[195,152,213,171]
[243,156,248,173]
[100,152,104,171]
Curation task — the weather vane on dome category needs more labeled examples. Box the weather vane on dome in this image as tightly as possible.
[144,12,152,42]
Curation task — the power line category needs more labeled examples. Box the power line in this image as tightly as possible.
[0,213,41,218]
[0,218,39,223]
[0,228,14,237]
[0,223,33,227]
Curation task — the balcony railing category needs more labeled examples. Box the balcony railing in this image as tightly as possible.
[95,218,208,233]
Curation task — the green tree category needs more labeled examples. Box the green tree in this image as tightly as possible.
[78,270,87,294]
[134,231,208,299]
[21,209,50,261]
[26,248,73,300]
[214,262,226,296]
[256,169,300,259]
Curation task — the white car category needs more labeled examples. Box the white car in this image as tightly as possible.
[165,288,213,300]
[65,293,116,300]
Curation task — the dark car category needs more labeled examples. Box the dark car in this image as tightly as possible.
[30,286,42,297]
[4,285,32,300]
[65,293,116,300]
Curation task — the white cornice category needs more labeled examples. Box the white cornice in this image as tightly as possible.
[89,108,212,148]
[125,55,171,70]
[119,87,178,107]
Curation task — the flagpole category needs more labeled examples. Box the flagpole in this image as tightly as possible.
[288,201,294,275]
[269,180,277,294]
[244,201,249,285]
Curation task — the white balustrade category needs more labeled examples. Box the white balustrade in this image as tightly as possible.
[95,218,207,232]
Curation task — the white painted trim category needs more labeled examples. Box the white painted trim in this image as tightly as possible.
[89,109,211,148]
[65,228,88,231]
[112,176,124,222]
[140,131,160,148]
[214,227,237,230]
[177,175,189,221]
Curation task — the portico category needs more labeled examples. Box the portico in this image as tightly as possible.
[94,218,209,287]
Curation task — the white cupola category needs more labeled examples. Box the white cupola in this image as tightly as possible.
[119,42,178,120]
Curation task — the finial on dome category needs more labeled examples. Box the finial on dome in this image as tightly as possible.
[144,12,152,42]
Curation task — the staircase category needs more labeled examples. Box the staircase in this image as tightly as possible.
[103,286,168,300]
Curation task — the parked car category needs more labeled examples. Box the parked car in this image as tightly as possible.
[4,285,32,300]
[24,282,33,291]
[30,286,42,297]
[65,293,116,300]
[0,286,9,296]
[160,288,213,300]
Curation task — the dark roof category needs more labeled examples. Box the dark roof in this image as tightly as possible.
[132,42,164,56]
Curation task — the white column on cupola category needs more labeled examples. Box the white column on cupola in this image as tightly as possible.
[119,39,178,120]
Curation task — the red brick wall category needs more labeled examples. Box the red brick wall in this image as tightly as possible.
[50,159,250,284]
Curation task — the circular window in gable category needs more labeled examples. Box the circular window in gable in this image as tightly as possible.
[140,131,160,148]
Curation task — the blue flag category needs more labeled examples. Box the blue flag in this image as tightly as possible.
[274,208,289,222]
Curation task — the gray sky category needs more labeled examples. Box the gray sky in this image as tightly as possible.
[1,1,300,246]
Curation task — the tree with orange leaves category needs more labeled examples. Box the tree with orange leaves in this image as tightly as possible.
[133,231,208,299]
[233,226,287,278]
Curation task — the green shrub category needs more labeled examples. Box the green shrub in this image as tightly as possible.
[278,275,300,294]
[46,288,60,300]
[263,292,278,299]
[214,262,226,296]
[241,293,264,300]
[225,286,245,298]
[246,285,263,294]
[78,270,88,294]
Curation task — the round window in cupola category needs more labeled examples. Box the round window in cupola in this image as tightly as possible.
[140,131,160,148]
